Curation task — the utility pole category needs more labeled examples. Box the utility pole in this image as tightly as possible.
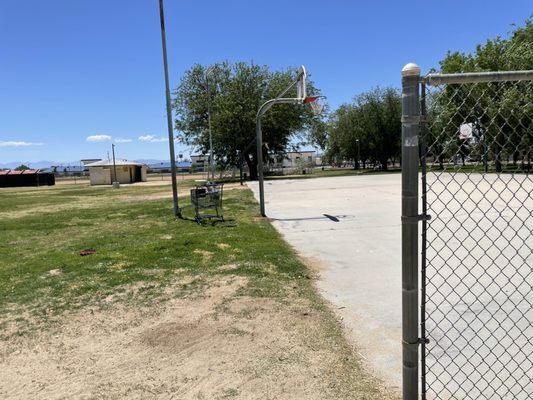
[206,66,216,180]
[111,143,119,188]
[158,0,180,218]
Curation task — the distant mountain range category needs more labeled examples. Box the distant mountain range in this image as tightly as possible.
[0,161,61,170]
[0,159,183,170]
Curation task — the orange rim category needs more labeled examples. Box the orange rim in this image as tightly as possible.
[303,95,323,103]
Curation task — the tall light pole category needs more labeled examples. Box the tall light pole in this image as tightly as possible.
[205,66,216,180]
[158,0,180,218]
[111,143,119,188]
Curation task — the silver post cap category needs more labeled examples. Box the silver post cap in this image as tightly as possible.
[402,63,421,77]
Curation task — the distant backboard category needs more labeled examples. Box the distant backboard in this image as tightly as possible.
[296,65,307,100]
[459,123,473,140]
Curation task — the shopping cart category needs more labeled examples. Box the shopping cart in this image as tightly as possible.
[190,182,224,224]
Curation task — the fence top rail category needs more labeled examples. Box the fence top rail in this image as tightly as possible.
[422,70,533,85]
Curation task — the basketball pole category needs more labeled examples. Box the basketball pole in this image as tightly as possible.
[256,98,297,217]
[158,0,181,218]
[255,67,317,217]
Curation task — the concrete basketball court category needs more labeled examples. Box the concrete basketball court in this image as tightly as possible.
[248,173,532,396]
[249,173,404,389]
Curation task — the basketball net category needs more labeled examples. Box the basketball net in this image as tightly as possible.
[304,96,326,115]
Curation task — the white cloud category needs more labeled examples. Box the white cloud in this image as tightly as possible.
[115,138,132,143]
[0,141,44,147]
[138,134,167,143]
[86,134,112,142]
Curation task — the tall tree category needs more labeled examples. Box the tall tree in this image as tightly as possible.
[325,87,401,170]
[429,18,532,172]
[173,62,322,179]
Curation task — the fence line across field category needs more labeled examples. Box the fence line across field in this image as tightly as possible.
[401,64,532,400]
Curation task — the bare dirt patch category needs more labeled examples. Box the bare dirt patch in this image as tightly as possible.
[193,249,214,264]
[0,275,396,400]
[219,263,239,272]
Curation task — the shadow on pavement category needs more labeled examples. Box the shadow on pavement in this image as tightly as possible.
[272,214,351,222]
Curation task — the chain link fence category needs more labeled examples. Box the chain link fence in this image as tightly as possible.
[402,67,532,400]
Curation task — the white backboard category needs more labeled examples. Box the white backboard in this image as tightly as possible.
[297,65,307,100]
[459,123,473,140]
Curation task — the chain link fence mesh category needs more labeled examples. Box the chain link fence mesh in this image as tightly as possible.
[420,77,532,399]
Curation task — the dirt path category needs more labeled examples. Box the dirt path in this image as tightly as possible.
[0,274,398,400]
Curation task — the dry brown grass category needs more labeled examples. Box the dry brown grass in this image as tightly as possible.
[0,274,398,400]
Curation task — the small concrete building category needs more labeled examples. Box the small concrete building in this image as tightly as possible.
[86,160,147,185]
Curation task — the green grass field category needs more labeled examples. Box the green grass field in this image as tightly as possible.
[0,182,311,336]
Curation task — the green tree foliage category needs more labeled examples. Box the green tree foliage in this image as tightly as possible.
[173,62,322,179]
[428,18,532,172]
[439,19,532,73]
[325,87,401,170]
[15,164,30,171]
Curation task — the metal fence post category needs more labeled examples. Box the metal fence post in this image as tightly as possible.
[401,62,421,400]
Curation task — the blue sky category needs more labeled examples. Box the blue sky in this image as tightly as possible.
[0,0,530,164]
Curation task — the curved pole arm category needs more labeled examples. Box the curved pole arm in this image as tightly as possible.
[257,98,301,119]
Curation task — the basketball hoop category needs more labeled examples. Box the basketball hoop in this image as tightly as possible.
[256,64,326,217]
[304,95,326,115]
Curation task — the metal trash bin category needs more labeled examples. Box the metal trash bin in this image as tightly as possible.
[190,182,224,224]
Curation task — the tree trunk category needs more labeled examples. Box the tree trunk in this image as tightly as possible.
[494,139,502,172]
[493,134,503,173]
[245,153,258,180]
[381,158,388,171]
[495,153,502,173]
